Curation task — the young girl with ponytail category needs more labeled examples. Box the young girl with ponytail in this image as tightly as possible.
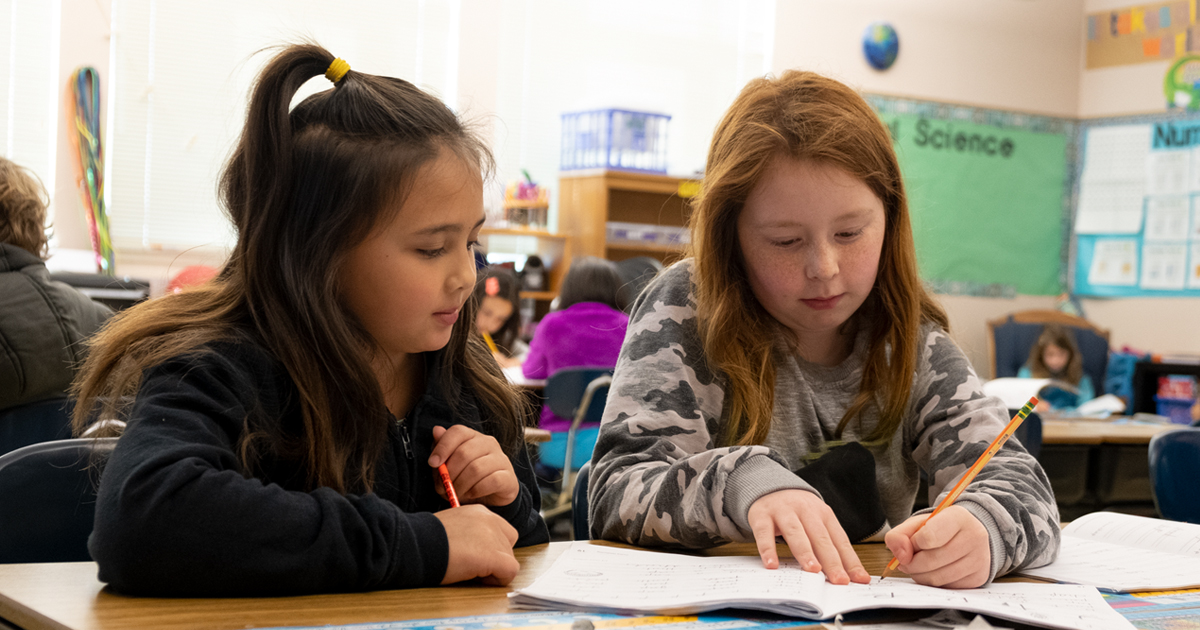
[72,44,547,596]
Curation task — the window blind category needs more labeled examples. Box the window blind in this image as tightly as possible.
[0,0,59,191]
[107,0,457,251]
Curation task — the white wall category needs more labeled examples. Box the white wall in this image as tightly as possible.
[44,0,1200,370]
[1078,0,1174,117]
[771,0,1200,377]
[772,0,1086,117]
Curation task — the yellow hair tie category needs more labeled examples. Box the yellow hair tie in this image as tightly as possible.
[325,58,350,84]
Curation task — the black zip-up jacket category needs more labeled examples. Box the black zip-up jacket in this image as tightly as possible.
[89,336,548,596]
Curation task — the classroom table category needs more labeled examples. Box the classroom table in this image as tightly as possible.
[0,541,895,630]
[1039,417,1184,519]
[1,540,1196,630]
[1041,416,1184,445]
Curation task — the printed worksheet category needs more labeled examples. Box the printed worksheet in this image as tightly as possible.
[1140,243,1188,290]
[1145,196,1191,241]
[1020,511,1200,592]
[1147,150,1190,196]
[510,543,1133,630]
[1088,239,1139,286]
[1075,182,1146,234]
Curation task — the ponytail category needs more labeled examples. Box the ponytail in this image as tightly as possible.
[75,42,523,493]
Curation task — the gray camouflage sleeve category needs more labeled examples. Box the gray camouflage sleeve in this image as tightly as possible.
[587,263,810,548]
[907,328,1061,582]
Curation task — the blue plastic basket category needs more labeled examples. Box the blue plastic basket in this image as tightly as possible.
[561,109,670,173]
[1156,396,1196,424]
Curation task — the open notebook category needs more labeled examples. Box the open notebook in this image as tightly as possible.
[509,543,1133,630]
[1018,511,1200,592]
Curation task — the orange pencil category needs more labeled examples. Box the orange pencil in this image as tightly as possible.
[879,395,1039,580]
[481,331,499,354]
[437,463,460,508]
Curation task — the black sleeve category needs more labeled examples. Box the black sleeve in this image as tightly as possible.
[488,436,550,547]
[89,349,449,596]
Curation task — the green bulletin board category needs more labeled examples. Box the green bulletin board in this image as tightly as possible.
[867,96,1076,297]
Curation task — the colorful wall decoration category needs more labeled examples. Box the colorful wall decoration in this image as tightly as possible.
[1087,1,1200,69]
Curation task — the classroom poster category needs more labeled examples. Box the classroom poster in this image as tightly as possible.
[869,98,1071,296]
[1086,1,1200,69]
[1074,119,1200,297]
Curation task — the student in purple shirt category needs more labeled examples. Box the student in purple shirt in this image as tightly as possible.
[523,256,630,469]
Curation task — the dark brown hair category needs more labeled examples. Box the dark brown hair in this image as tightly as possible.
[0,157,50,258]
[688,70,949,446]
[473,265,522,356]
[72,43,526,493]
[1026,324,1084,385]
[558,256,622,310]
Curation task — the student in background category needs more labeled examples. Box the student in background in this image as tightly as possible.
[71,43,547,597]
[589,70,1059,590]
[0,157,111,412]
[523,256,629,470]
[1019,324,1095,412]
[473,265,528,367]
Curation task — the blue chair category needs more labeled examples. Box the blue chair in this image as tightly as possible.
[540,368,612,522]
[572,461,591,540]
[1012,410,1043,460]
[987,310,1110,396]
[0,437,118,563]
[0,396,74,457]
[1149,428,1200,524]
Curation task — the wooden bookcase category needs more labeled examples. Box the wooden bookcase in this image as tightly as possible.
[557,170,696,270]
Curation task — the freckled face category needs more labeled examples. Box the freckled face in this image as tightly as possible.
[736,157,886,363]
[339,150,484,361]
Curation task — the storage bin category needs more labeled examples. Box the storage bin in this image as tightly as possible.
[606,222,690,247]
[561,109,670,173]
[1155,396,1196,424]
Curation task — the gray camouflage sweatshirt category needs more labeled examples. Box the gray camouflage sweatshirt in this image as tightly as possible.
[588,261,1059,583]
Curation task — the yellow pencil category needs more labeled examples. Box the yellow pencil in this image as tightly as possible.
[481,330,499,354]
[879,395,1039,580]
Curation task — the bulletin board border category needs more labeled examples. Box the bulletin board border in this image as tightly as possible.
[1072,109,1200,298]
[865,94,1078,297]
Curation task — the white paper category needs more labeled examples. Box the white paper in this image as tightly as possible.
[1087,239,1139,286]
[1140,242,1188,290]
[1144,196,1190,241]
[1189,146,1200,191]
[1020,512,1200,592]
[1082,125,1151,184]
[511,543,1134,630]
[1074,182,1145,234]
[1073,394,1126,416]
[1146,150,1191,196]
[982,378,1051,410]
[1192,197,1200,239]
[1191,242,1200,289]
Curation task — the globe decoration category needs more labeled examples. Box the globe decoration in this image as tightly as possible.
[863,22,899,71]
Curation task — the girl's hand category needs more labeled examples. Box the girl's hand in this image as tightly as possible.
[747,489,870,585]
[429,425,520,506]
[884,505,990,588]
[435,504,520,585]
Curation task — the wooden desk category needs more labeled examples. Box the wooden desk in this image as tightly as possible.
[0,542,897,630]
[1042,418,1183,445]
[1039,418,1181,518]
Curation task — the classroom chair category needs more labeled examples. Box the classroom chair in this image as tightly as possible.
[1148,428,1200,524]
[0,437,117,563]
[986,310,1110,395]
[571,461,591,541]
[0,396,74,457]
[539,368,612,524]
